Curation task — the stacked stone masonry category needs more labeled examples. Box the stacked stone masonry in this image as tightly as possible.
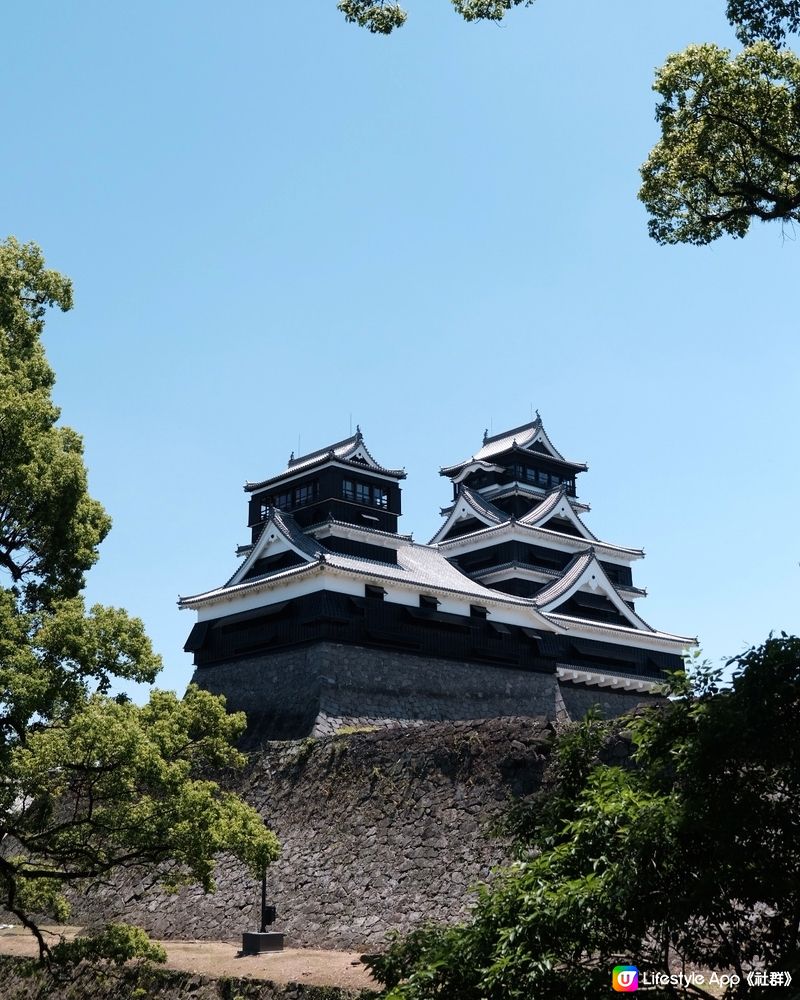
[192,642,652,744]
[69,719,554,949]
[67,716,643,951]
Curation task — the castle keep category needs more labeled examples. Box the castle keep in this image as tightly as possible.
[180,418,693,739]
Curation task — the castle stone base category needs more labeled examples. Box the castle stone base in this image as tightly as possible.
[191,642,659,743]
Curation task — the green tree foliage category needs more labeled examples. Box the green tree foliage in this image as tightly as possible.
[727,0,800,43]
[0,238,279,963]
[337,0,407,34]
[336,0,534,34]
[640,42,800,245]
[338,0,800,246]
[0,239,109,609]
[51,924,168,967]
[366,636,800,999]
[334,0,800,39]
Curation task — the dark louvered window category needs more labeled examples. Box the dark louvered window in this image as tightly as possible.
[294,481,318,506]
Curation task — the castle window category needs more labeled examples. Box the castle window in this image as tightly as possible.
[365,585,385,601]
[419,595,439,611]
[294,481,318,506]
[470,605,488,619]
[355,482,371,504]
[372,486,388,509]
[342,479,355,500]
[274,491,292,510]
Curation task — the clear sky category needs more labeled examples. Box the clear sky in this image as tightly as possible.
[3,1,798,698]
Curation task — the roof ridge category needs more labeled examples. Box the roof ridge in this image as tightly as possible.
[483,417,541,445]
[459,486,506,522]
[287,432,360,468]
[534,548,595,607]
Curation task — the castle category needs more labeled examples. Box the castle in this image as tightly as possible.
[179,418,694,740]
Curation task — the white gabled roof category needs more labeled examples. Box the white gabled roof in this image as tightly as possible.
[534,548,652,632]
[450,460,505,485]
[432,485,638,558]
[436,517,644,563]
[477,480,591,514]
[180,518,561,632]
[179,528,693,649]
[429,487,506,544]
[441,417,586,476]
[225,508,323,586]
[474,419,567,463]
[518,484,598,541]
[547,614,696,650]
[245,428,405,492]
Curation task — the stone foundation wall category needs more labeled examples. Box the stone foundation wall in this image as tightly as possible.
[558,682,662,721]
[313,644,558,736]
[192,643,560,741]
[192,647,321,741]
[68,718,554,951]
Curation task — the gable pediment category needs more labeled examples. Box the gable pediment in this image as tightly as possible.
[429,488,506,544]
[227,511,321,586]
[520,486,597,541]
[536,549,651,632]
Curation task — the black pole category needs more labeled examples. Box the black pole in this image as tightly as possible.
[260,869,267,933]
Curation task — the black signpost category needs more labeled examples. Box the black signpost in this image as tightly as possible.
[242,870,284,954]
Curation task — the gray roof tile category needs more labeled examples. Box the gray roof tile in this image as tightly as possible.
[441,418,586,476]
[245,430,405,492]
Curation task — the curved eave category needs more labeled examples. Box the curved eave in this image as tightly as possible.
[533,549,595,607]
[226,509,322,586]
[179,559,323,609]
[518,485,598,541]
[470,560,560,582]
[245,442,406,492]
[307,518,413,542]
[479,482,591,514]
[348,438,407,479]
[438,459,504,481]
[179,554,563,633]
[445,418,587,469]
[557,666,662,695]
[429,488,506,544]
[534,549,652,631]
[439,450,586,480]
[436,519,644,561]
[471,559,645,600]
[508,443,588,472]
[287,433,361,469]
[544,612,697,649]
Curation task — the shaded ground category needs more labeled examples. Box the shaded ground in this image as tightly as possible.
[0,925,377,991]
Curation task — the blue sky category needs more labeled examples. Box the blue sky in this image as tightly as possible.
[3,1,798,697]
